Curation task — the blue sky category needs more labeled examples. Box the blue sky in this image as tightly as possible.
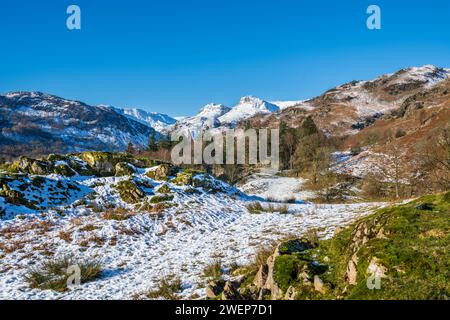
[0,0,449,116]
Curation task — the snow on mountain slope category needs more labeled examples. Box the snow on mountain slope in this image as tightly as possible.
[0,92,156,157]
[172,103,231,136]
[237,168,315,202]
[270,100,313,110]
[219,96,280,126]
[249,65,450,137]
[115,108,177,133]
[0,159,381,300]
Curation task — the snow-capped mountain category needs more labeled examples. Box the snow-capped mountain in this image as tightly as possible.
[172,103,231,136]
[114,107,177,133]
[0,92,156,158]
[218,96,280,126]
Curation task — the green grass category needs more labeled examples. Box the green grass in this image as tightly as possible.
[318,191,450,300]
[237,191,450,300]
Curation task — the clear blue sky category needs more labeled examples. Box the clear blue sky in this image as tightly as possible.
[0,0,449,116]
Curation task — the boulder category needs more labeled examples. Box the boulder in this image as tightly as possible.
[313,276,326,294]
[115,179,145,204]
[155,183,171,194]
[146,164,176,181]
[345,253,359,285]
[54,163,76,177]
[77,152,116,176]
[115,162,136,177]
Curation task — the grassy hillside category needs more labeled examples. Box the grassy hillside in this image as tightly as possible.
[231,192,450,300]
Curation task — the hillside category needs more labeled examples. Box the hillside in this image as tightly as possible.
[0,152,379,299]
[0,92,157,160]
[246,65,449,136]
[334,78,450,186]
[207,192,450,300]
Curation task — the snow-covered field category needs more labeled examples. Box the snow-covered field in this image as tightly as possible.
[0,167,382,300]
[238,169,316,202]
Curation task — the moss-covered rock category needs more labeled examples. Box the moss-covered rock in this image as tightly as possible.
[156,183,171,194]
[171,169,203,186]
[146,164,177,181]
[150,194,174,204]
[115,162,136,177]
[278,239,315,255]
[115,179,146,204]
[77,152,116,177]
[134,157,156,168]
[16,157,52,175]
[53,164,76,177]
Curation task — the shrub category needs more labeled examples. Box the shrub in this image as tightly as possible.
[146,276,183,300]
[102,208,134,221]
[246,202,289,214]
[203,259,223,280]
[150,194,174,204]
[25,256,102,292]
[246,202,264,214]
[395,129,407,138]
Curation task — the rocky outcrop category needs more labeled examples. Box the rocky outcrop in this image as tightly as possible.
[215,238,325,300]
[115,162,136,177]
[146,164,177,181]
[115,179,146,204]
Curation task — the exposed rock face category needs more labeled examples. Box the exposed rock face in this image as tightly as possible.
[344,216,387,285]
[346,254,359,285]
[18,157,52,175]
[262,252,284,300]
[224,238,322,300]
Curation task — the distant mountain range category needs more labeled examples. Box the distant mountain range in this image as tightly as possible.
[1,65,448,159]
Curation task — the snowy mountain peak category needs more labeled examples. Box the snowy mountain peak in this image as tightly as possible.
[116,107,177,133]
[218,96,280,126]
[171,103,231,135]
[198,103,231,118]
[395,65,449,86]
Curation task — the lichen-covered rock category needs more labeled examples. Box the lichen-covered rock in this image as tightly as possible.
[115,162,136,177]
[17,157,52,175]
[155,183,171,194]
[115,179,145,204]
[171,170,195,185]
[278,239,315,255]
[53,164,76,177]
[78,152,116,176]
[191,174,227,193]
[146,164,176,181]
[150,194,174,204]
